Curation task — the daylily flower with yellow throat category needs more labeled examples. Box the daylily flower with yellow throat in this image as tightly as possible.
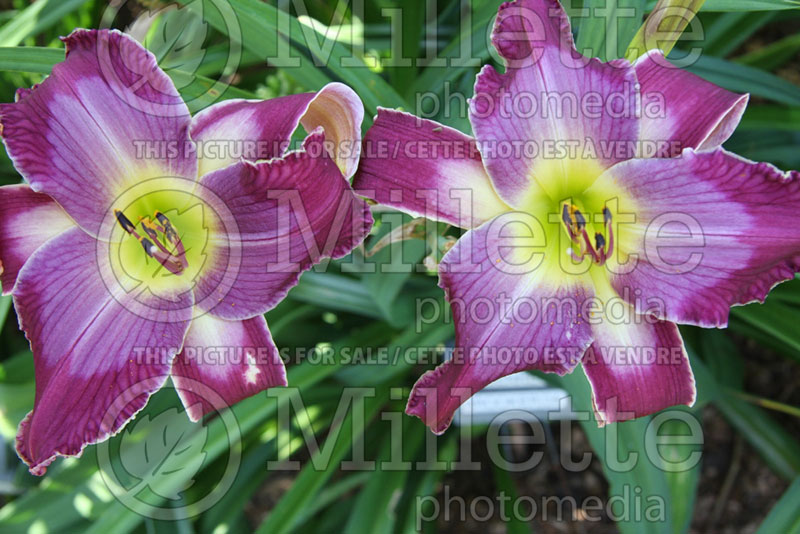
[355,0,800,433]
[0,29,371,474]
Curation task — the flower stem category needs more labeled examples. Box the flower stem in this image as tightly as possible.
[728,389,800,419]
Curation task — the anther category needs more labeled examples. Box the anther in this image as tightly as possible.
[139,216,180,259]
[139,217,160,242]
[561,204,615,266]
[140,237,157,257]
[154,211,178,243]
[115,209,136,234]
[574,209,586,231]
[595,232,606,251]
[154,210,185,258]
[562,204,575,240]
[580,228,600,263]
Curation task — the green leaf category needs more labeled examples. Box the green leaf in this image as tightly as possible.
[395,434,458,534]
[725,130,800,170]
[0,45,257,113]
[491,463,534,534]
[288,272,385,319]
[756,476,800,534]
[333,319,452,387]
[646,0,800,10]
[684,55,800,106]
[360,215,428,327]
[694,12,775,57]
[0,0,91,47]
[386,0,425,95]
[0,294,12,328]
[29,325,384,534]
[695,329,744,389]
[143,497,197,534]
[254,389,389,534]
[291,473,371,530]
[576,0,647,61]
[0,379,34,441]
[736,32,800,71]
[187,0,406,114]
[554,369,678,534]
[407,1,498,110]
[0,46,63,74]
[700,0,800,9]
[625,0,707,62]
[729,299,800,364]
[713,392,800,481]
[343,423,425,534]
[0,449,104,532]
[687,348,800,481]
[738,106,800,132]
[660,410,701,534]
[141,3,209,87]
[170,69,257,113]
[197,441,277,534]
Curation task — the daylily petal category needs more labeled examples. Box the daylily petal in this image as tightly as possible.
[0,29,196,235]
[406,215,594,434]
[0,184,74,294]
[354,108,510,229]
[172,313,287,421]
[583,318,695,425]
[13,227,193,474]
[193,130,372,320]
[15,86,35,101]
[190,82,363,178]
[469,0,639,206]
[596,148,800,328]
[634,50,748,153]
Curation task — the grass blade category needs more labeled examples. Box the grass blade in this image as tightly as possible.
[684,55,800,106]
[0,0,90,47]
[756,476,800,534]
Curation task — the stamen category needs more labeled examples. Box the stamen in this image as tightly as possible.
[155,211,178,243]
[595,232,606,264]
[559,204,615,266]
[567,248,584,262]
[580,228,600,263]
[139,216,178,259]
[604,207,614,259]
[140,237,158,257]
[573,208,586,231]
[139,217,160,241]
[154,211,186,258]
[594,232,605,252]
[115,209,136,234]
[151,248,184,275]
[562,204,575,240]
[114,208,186,275]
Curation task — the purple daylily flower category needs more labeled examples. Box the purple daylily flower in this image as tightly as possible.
[354,0,800,433]
[0,29,372,474]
